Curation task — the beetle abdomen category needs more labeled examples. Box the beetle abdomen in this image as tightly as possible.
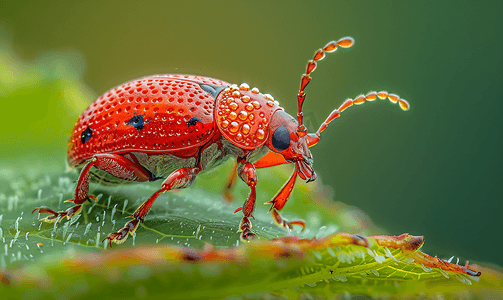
[68,75,230,167]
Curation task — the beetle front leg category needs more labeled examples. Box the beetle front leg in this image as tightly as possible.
[265,167,306,232]
[233,161,259,241]
[33,153,152,224]
[102,166,200,247]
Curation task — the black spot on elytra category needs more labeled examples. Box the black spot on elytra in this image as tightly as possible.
[81,127,92,144]
[126,114,145,131]
[199,83,225,99]
[186,117,201,127]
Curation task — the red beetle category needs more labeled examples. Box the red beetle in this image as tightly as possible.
[33,37,409,245]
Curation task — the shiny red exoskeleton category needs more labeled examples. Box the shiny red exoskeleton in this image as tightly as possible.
[33,37,410,245]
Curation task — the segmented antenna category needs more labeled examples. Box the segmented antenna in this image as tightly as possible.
[316,91,410,136]
[297,37,355,136]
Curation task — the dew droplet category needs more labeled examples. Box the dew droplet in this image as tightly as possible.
[122,199,128,214]
[245,103,254,112]
[229,102,238,110]
[84,223,92,236]
[238,110,248,120]
[65,233,73,244]
[228,112,237,120]
[241,124,251,135]
[229,122,239,133]
[256,129,265,140]
[111,204,118,220]
[421,263,432,273]
[242,95,251,103]
[264,93,274,101]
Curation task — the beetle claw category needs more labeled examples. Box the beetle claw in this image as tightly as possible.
[32,204,82,224]
[285,220,306,232]
[238,216,258,241]
[32,206,58,216]
[240,230,258,241]
[102,219,140,247]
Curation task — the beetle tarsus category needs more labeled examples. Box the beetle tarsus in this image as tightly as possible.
[272,209,306,232]
[32,204,82,223]
[102,218,140,247]
[239,216,258,241]
[240,230,258,241]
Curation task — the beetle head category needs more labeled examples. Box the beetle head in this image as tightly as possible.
[266,110,317,182]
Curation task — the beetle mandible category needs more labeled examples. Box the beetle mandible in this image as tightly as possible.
[33,37,410,245]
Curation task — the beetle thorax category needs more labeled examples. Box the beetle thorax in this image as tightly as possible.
[214,84,282,150]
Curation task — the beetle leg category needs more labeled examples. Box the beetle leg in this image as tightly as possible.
[265,167,306,232]
[102,166,200,247]
[222,160,238,202]
[233,161,259,241]
[33,153,152,223]
[271,209,306,232]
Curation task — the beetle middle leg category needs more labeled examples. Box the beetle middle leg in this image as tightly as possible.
[102,166,200,246]
[233,160,259,241]
[33,153,152,223]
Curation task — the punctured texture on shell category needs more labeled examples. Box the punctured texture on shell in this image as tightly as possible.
[68,75,230,167]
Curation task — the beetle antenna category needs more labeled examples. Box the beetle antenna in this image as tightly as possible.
[306,91,410,147]
[296,37,355,137]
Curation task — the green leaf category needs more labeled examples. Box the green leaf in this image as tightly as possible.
[0,166,497,299]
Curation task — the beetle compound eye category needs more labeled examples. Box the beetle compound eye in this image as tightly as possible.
[272,126,290,151]
[81,127,92,144]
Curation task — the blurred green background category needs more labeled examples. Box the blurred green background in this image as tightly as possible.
[1,0,502,268]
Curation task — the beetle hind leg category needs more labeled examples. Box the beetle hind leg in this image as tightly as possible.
[33,153,151,225]
[102,166,200,247]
